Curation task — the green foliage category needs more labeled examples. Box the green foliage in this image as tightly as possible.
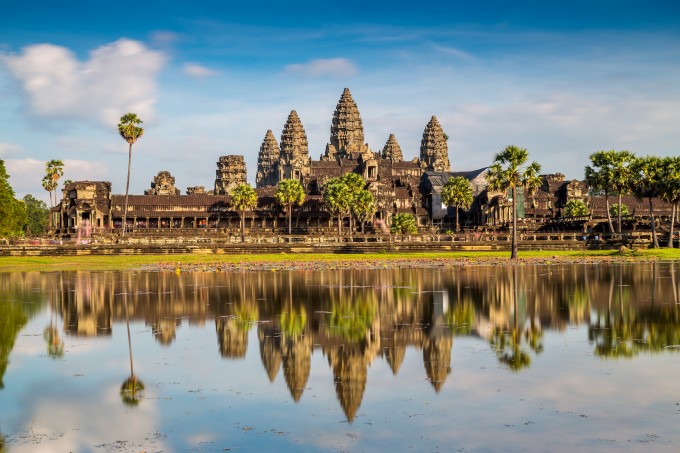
[280,306,307,337]
[442,176,473,230]
[390,213,418,234]
[230,183,258,241]
[120,375,145,406]
[609,204,629,217]
[230,183,258,213]
[328,295,376,342]
[322,173,373,234]
[486,145,541,258]
[630,156,663,200]
[23,194,49,236]
[118,113,144,144]
[275,179,305,234]
[43,159,64,208]
[563,199,589,217]
[0,160,27,237]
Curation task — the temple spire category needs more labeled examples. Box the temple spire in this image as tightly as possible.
[419,116,450,171]
[329,88,365,157]
[256,129,280,187]
[381,134,404,162]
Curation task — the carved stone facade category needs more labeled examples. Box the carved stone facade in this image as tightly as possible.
[145,171,180,195]
[256,130,280,188]
[186,186,207,195]
[324,87,372,160]
[214,155,247,195]
[419,116,451,172]
[278,110,311,181]
[381,134,404,162]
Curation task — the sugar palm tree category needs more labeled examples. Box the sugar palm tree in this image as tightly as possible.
[229,183,258,242]
[117,113,144,236]
[43,160,64,208]
[275,179,305,235]
[660,156,680,248]
[322,178,350,236]
[630,156,663,248]
[351,189,375,235]
[610,150,635,234]
[120,291,144,407]
[441,176,473,232]
[585,152,615,234]
[486,145,541,259]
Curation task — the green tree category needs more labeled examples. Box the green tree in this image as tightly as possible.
[0,160,27,237]
[563,199,589,217]
[118,113,144,236]
[486,145,542,259]
[588,150,635,235]
[43,159,64,209]
[585,152,615,234]
[660,157,680,248]
[630,156,664,248]
[322,177,351,236]
[351,189,376,235]
[390,212,418,234]
[23,194,49,236]
[441,176,473,232]
[275,179,305,235]
[609,203,629,218]
[229,183,258,243]
[340,172,367,237]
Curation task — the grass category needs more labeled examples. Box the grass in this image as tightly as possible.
[1,248,679,272]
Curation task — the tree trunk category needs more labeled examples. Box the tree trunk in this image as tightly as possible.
[617,192,623,235]
[455,207,460,232]
[124,293,134,378]
[605,192,614,234]
[288,204,292,235]
[648,197,658,248]
[337,214,342,237]
[122,143,133,236]
[240,211,245,243]
[511,187,518,259]
[669,203,677,248]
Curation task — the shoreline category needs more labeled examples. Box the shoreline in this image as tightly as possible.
[1,249,679,273]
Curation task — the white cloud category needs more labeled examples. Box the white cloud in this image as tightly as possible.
[183,62,217,77]
[0,143,22,157]
[1,39,165,126]
[284,58,358,78]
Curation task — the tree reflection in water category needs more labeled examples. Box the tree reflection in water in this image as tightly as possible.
[3,264,680,421]
[43,289,64,359]
[120,288,144,407]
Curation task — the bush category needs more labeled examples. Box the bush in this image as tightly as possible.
[390,213,418,234]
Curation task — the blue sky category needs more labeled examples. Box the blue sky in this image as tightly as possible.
[1,1,679,202]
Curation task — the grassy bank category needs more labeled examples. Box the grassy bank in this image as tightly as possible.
[1,249,679,272]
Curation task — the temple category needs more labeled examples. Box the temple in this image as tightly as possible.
[51,88,674,237]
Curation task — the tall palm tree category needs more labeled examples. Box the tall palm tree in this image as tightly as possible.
[229,183,258,242]
[441,176,473,232]
[46,160,64,207]
[585,152,615,234]
[275,179,305,235]
[120,290,144,407]
[660,156,680,248]
[117,113,144,236]
[609,150,635,234]
[351,189,375,235]
[322,178,350,236]
[630,156,663,248]
[486,145,541,259]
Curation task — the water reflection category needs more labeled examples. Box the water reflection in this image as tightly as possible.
[1,263,679,423]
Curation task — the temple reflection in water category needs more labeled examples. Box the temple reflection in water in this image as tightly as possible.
[1,262,679,421]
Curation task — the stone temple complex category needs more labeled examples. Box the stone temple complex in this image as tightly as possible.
[51,88,674,237]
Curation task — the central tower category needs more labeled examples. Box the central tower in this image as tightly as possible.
[324,88,372,160]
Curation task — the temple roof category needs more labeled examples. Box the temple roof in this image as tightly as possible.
[420,116,450,172]
[330,88,364,154]
[381,134,404,162]
[280,110,309,161]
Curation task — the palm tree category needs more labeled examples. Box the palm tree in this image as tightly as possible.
[441,176,473,232]
[42,175,55,209]
[340,173,367,238]
[117,113,144,236]
[610,150,635,234]
[486,145,541,259]
[351,189,375,235]
[585,152,615,234]
[630,156,663,248]
[229,183,258,242]
[45,160,64,207]
[275,179,305,235]
[322,178,350,236]
[660,156,680,248]
[390,213,418,234]
[120,291,144,407]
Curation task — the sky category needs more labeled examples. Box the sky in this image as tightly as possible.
[1,0,679,203]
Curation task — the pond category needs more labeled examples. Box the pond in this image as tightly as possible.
[1,263,679,452]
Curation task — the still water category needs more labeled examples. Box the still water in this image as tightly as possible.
[1,263,679,452]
